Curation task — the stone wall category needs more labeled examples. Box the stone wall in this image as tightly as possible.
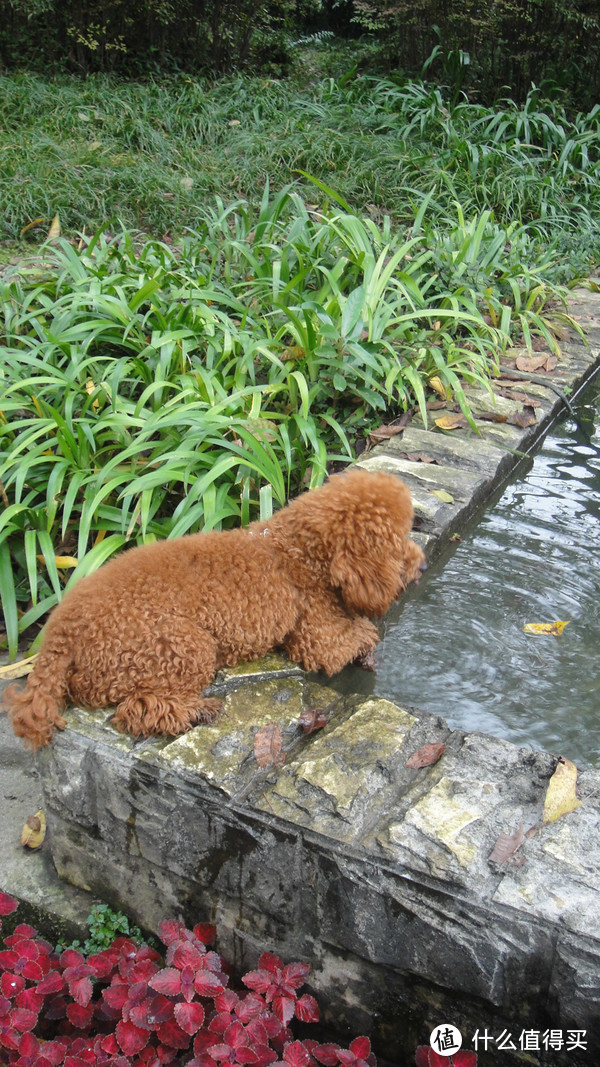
[35,288,600,1066]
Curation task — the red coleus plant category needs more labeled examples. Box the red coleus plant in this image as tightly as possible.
[415,1046,477,1066]
[0,891,376,1067]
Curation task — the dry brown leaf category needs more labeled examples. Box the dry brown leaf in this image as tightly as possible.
[476,411,508,423]
[543,758,582,824]
[509,405,537,428]
[368,424,405,444]
[488,823,525,865]
[405,742,446,769]
[496,388,541,407]
[281,345,305,362]
[395,452,438,464]
[434,414,468,431]
[299,708,328,735]
[0,654,39,680]
[515,353,550,373]
[21,809,46,850]
[253,724,286,769]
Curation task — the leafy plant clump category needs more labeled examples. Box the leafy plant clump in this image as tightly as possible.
[57,905,146,958]
[4,179,575,657]
[0,889,376,1066]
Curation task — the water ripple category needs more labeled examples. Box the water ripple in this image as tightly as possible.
[344,379,600,766]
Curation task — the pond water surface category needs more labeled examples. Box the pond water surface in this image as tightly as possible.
[344,379,600,767]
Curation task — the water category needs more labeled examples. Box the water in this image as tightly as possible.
[344,379,600,767]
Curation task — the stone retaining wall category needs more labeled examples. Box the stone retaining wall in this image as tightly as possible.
[37,289,600,1066]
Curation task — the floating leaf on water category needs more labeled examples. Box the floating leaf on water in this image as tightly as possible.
[523,620,569,636]
[543,758,582,824]
[405,742,446,769]
[21,810,46,850]
[431,489,454,504]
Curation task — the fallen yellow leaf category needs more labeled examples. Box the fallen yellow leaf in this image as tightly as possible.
[0,654,39,680]
[431,489,454,504]
[36,554,78,569]
[47,213,60,239]
[543,758,582,824]
[429,375,449,398]
[523,621,569,636]
[434,414,469,431]
[21,809,46,850]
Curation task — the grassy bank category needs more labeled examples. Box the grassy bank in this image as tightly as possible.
[1,48,599,654]
[1,56,599,279]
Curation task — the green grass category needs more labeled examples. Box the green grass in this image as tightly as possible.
[0,46,598,655]
[0,61,599,279]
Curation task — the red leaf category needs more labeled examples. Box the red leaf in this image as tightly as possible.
[0,949,19,969]
[102,981,130,1010]
[157,920,188,946]
[350,1038,370,1058]
[21,960,44,982]
[299,708,328,735]
[40,1039,68,1065]
[60,949,85,969]
[282,963,310,990]
[193,971,225,998]
[69,976,93,1007]
[294,994,319,1024]
[0,973,25,999]
[156,1018,192,1050]
[7,924,38,943]
[313,1044,343,1066]
[148,968,182,997]
[0,1026,20,1051]
[214,990,238,1015]
[0,893,18,916]
[258,953,283,975]
[193,924,216,946]
[235,995,263,1024]
[10,1007,37,1032]
[453,1054,478,1067]
[242,970,272,995]
[272,995,295,1026]
[283,1041,313,1066]
[405,743,446,769]
[66,1003,94,1029]
[116,1020,151,1056]
[37,972,65,996]
[18,1031,39,1057]
[15,988,43,1013]
[170,942,205,971]
[174,1001,205,1035]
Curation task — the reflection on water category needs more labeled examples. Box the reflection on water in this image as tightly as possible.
[346,380,600,766]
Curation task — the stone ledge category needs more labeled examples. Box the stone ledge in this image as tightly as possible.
[7,287,600,1066]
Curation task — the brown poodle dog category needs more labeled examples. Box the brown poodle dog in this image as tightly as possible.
[4,469,425,749]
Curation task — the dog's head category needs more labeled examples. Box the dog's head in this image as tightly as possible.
[275,468,426,618]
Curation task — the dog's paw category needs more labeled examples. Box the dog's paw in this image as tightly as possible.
[193,697,224,724]
[355,648,377,671]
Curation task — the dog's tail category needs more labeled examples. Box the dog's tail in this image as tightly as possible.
[3,650,71,750]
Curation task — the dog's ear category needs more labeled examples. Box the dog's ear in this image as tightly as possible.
[330,551,398,618]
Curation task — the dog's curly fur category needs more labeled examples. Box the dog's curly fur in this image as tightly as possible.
[4,469,425,749]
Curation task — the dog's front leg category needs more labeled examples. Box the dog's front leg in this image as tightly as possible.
[284,608,379,677]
